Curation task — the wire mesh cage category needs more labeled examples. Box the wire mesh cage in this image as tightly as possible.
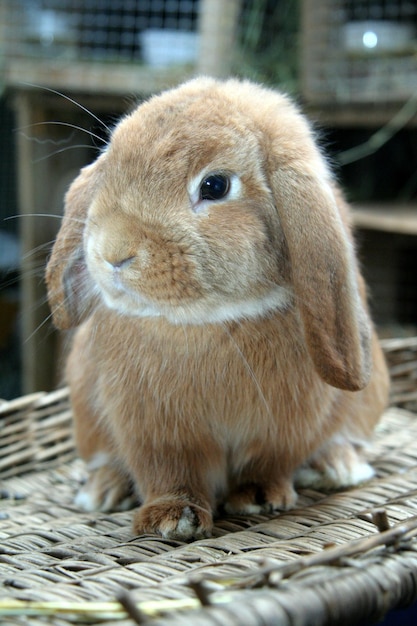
[301,0,417,104]
[0,0,299,88]
[1,0,200,67]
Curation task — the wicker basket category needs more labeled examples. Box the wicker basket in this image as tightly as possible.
[381,337,417,412]
[1,339,417,625]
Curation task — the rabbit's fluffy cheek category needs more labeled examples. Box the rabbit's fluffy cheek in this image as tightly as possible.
[85,229,204,316]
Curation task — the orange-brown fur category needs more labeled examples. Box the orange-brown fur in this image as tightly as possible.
[46,78,389,540]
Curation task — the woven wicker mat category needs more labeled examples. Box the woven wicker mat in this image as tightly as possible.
[2,383,417,623]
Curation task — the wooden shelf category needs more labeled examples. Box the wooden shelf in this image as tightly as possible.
[3,58,193,97]
[305,104,417,129]
[352,205,417,235]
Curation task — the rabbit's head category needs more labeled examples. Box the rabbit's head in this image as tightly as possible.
[46,77,371,391]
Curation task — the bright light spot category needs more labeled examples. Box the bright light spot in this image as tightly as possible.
[363,31,378,48]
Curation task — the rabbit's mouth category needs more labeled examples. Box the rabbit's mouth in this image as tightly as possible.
[102,286,163,319]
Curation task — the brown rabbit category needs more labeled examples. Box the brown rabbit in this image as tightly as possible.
[46,77,389,540]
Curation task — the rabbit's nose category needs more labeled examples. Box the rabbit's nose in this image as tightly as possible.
[114,256,135,269]
[105,255,135,270]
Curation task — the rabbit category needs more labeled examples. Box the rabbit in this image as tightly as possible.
[46,77,390,541]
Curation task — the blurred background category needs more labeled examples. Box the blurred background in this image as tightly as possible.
[0,0,416,399]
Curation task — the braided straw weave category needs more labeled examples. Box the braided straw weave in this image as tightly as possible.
[1,339,417,625]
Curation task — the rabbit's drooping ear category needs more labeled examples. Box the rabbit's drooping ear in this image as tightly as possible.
[45,154,105,330]
[271,168,372,392]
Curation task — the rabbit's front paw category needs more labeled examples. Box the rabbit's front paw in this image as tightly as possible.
[75,454,135,512]
[133,497,213,540]
[263,481,298,512]
[224,484,264,515]
[225,480,298,515]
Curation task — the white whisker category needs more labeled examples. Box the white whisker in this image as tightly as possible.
[0,274,19,290]
[17,121,105,145]
[5,213,85,225]
[33,144,98,164]
[221,323,275,422]
[179,321,190,358]
[19,82,112,133]
[23,310,56,345]
[21,240,57,260]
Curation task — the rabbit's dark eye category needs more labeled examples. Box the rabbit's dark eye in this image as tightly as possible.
[200,174,230,201]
